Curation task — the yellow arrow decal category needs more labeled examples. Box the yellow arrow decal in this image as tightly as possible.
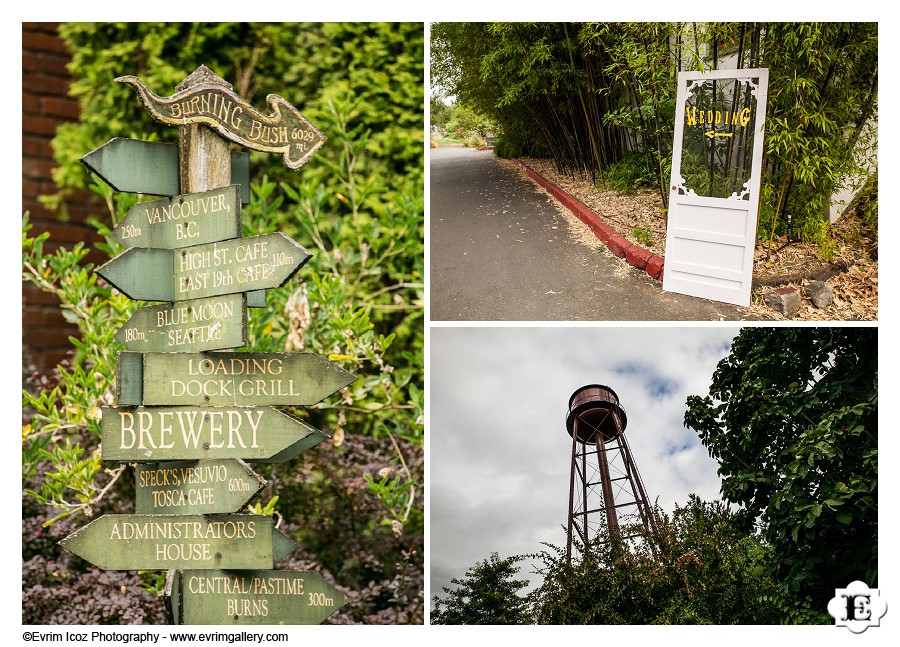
[704,130,734,139]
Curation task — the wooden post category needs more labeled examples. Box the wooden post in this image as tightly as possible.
[177,65,232,194]
[174,65,266,306]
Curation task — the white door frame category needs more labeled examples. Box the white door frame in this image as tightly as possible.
[663,68,769,307]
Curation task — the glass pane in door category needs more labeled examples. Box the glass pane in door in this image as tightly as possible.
[677,76,762,200]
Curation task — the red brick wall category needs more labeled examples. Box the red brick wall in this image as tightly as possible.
[23,23,104,372]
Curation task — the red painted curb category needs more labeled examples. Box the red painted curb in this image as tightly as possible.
[514,158,663,281]
[646,255,665,280]
[626,246,653,270]
[607,234,632,258]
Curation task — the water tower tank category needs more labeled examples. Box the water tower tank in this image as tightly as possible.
[565,384,627,444]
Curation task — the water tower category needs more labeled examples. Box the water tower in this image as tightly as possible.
[565,385,658,561]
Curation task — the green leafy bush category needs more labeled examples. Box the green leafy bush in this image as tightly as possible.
[530,497,827,624]
[631,226,653,247]
[492,133,519,158]
[464,133,487,148]
[600,151,654,194]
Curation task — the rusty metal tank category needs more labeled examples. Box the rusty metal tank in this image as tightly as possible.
[565,384,627,444]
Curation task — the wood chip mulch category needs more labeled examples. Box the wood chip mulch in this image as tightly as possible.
[512,157,877,321]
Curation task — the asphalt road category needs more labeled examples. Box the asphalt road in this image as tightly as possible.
[430,146,746,321]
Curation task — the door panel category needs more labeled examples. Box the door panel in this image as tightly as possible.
[663,69,768,306]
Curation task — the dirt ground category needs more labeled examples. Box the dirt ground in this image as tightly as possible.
[515,157,877,321]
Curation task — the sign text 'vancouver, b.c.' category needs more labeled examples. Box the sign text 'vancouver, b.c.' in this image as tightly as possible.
[113,185,241,249]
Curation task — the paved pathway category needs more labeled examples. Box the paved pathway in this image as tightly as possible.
[430,146,746,321]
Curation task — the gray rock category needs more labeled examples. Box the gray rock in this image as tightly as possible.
[765,287,801,316]
[805,280,834,308]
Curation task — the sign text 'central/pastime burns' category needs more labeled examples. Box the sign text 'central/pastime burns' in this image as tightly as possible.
[169,570,347,625]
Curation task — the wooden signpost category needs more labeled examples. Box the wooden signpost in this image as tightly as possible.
[116,294,247,353]
[116,74,327,170]
[59,514,295,570]
[60,65,350,625]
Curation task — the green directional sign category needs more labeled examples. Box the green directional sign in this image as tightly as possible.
[101,405,328,463]
[81,137,251,204]
[135,459,265,515]
[97,232,310,302]
[116,351,355,407]
[59,514,284,571]
[113,185,241,249]
[167,569,346,625]
[116,293,247,353]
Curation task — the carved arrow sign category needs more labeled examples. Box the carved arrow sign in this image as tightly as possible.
[135,459,266,515]
[97,232,311,302]
[59,514,295,571]
[117,75,326,170]
[101,405,329,463]
[81,137,251,203]
[112,185,241,249]
[115,351,356,407]
[166,569,347,625]
[116,294,247,353]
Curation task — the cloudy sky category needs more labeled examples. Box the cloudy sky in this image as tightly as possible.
[429,325,741,599]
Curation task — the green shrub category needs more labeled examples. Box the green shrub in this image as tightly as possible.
[631,226,653,247]
[530,497,828,624]
[797,214,838,260]
[464,133,487,148]
[600,151,653,194]
[493,133,519,158]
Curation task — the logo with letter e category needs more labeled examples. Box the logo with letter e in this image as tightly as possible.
[827,581,887,633]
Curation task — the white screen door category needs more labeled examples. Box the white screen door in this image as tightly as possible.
[663,68,768,306]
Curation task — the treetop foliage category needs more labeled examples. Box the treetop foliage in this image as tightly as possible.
[433,496,829,625]
[529,497,803,624]
[431,553,532,625]
[684,327,876,606]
